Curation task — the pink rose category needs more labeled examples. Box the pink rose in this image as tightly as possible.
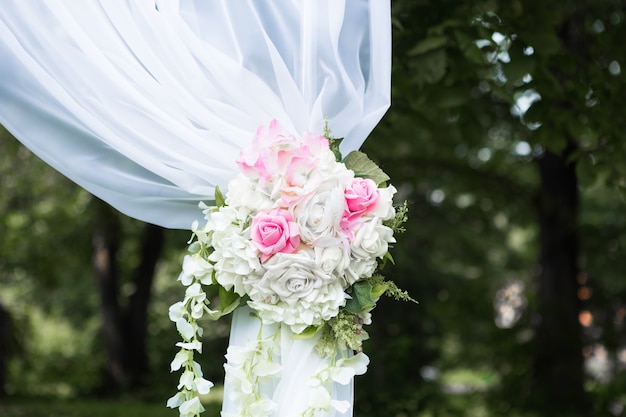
[344,178,380,220]
[251,209,300,262]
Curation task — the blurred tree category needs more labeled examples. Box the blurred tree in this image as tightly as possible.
[92,198,165,393]
[0,127,184,396]
[0,126,100,395]
[0,300,20,396]
[356,0,626,416]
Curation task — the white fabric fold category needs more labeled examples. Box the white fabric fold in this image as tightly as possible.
[225,307,354,417]
[0,0,390,229]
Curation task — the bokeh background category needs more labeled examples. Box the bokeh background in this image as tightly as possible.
[2,1,626,416]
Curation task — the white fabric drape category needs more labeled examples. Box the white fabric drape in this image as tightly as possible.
[0,1,390,416]
[224,307,355,417]
[0,0,390,229]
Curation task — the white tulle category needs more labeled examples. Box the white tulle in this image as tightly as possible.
[0,0,390,229]
[0,2,390,416]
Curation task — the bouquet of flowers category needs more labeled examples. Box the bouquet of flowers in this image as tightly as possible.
[167,120,411,417]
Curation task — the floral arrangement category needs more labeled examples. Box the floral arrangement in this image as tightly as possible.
[167,120,411,417]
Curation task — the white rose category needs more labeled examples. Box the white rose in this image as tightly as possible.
[248,280,346,333]
[293,174,351,245]
[370,185,397,220]
[255,249,332,306]
[247,248,346,331]
[350,218,395,260]
[344,257,377,287]
[314,245,350,277]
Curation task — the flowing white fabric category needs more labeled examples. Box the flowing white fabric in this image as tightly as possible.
[0,1,390,416]
[0,0,390,229]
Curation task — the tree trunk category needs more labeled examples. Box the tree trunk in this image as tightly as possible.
[92,199,164,393]
[532,144,588,415]
[0,301,12,396]
[93,200,127,393]
[125,223,164,388]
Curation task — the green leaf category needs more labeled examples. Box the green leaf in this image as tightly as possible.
[453,30,484,65]
[522,100,545,125]
[577,154,598,187]
[345,281,377,314]
[518,30,562,56]
[291,324,325,339]
[432,87,469,109]
[330,139,344,162]
[219,286,239,310]
[413,49,448,85]
[215,185,226,208]
[343,151,390,186]
[204,288,241,320]
[371,282,389,299]
[381,251,395,268]
[408,36,447,56]
[219,297,241,317]
[205,308,224,321]
[503,57,535,83]
[489,84,516,104]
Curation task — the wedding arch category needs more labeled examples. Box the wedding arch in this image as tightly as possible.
[0,2,397,416]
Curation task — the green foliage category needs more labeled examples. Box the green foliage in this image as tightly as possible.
[343,150,391,185]
[0,396,221,417]
[385,200,409,234]
[214,185,225,208]
[323,119,344,161]
[344,281,377,314]
[355,0,626,416]
[0,128,223,396]
[0,127,103,396]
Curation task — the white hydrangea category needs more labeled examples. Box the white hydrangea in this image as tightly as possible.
[206,207,263,296]
[226,173,275,216]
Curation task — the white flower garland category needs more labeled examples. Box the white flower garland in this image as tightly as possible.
[167,120,412,417]
[166,276,215,417]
